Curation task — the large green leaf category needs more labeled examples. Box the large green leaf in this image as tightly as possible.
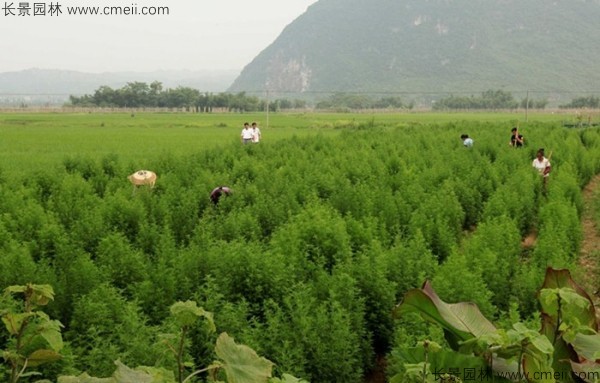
[1,312,34,335]
[26,349,62,367]
[570,361,600,383]
[510,323,554,356]
[540,314,578,382]
[27,284,55,306]
[169,301,215,331]
[133,366,176,383]
[214,332,273,383]
[5,284,56,306]
[569,333,600,361]
[268,374,309,383]
[112,360,153,383]
[392,346,494,382]
[517,323,555,383]
[522,353,555,383]
[538,268,599,381]
[4,285,27,295]
[37,317,64,352]
[538,268,597,331]
[56,363,175,383]
[395,281,497,348]
[57,373,115,383]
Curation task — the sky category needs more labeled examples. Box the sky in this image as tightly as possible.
[0,0,319,73]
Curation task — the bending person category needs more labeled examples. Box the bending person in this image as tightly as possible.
[210,186,232,205]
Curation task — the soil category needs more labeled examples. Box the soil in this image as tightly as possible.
[521,231,538,249]
[364,355,387,383]
[577,174,600,298]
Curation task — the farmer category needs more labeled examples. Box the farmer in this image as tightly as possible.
[241,122,253,144]
[251,122,261,143]
[210,186,232,205]
[460,134,474,147]
[532,148,551,188]
[509,127,524,147]
[532,148,551,176]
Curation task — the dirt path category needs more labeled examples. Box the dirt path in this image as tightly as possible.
[364,355,386,383]
[576,174,600,298]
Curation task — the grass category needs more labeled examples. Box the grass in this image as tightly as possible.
[0,112,331,176]
[0,110,583,177]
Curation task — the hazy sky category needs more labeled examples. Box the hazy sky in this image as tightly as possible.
[0,0,318,73]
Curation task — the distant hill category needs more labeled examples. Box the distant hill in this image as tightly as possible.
[229,0,600,102]
[0,68,239,105]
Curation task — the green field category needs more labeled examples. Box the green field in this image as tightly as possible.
[0,110,580,176]
[1,111,599,383]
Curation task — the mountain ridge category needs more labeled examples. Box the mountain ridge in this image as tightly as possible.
[228,0,600,100]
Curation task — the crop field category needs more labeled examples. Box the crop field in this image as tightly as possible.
[0,111,577,175]
[0,111,599,383]
[0,112,342,176]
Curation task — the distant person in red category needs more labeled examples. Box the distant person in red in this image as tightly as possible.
[210,186,232,205]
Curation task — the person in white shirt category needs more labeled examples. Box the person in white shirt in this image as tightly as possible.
[251,122,261,143]
[241,122,253,144]
[532,148,551,189]
[460,134,474,147]
[532,148,551,177]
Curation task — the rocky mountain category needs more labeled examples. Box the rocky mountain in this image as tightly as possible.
[228,0,600,100]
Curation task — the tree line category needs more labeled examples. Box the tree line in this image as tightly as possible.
[68,83,600,111]
[433,89,549,110]
[67,82,415,111]
[68,81,307,112]
[559,95,600,109]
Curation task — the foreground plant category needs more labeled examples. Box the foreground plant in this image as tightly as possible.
[59,300,308,383]
[1,284,64,383]
[395,268,600,383]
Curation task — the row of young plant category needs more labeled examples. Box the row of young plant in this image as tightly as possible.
[1,283,307,383]
[1,120,600,382]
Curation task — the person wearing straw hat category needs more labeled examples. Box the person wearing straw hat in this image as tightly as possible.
[127,170,157,193]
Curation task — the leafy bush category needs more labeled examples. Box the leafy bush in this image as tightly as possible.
[255,285,364,383]
[66,285,157,376]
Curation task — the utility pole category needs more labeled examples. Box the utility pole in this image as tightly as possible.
[525,89,529,122]
[266,89,270,130]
